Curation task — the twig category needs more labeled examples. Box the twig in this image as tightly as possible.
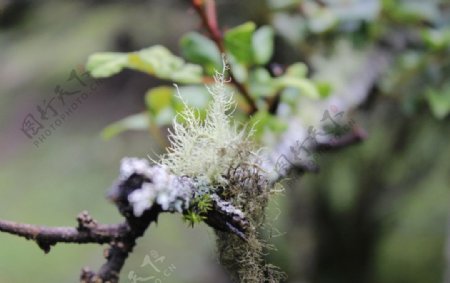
[0,209,153,283]
[80,208,160,283]
[190,0,258,115]
[268,91,282,115]
[0,211,127,253]
[265,46,391,180]
[315,126,368,152]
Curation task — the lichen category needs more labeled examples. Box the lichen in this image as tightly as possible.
[159,63,254,187]
[120,158,193,217]
[215,163,286,283]
[118,61,284,282]
[156,62,285,282]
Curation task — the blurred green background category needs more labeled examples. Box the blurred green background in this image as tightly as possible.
[0,1,449,283]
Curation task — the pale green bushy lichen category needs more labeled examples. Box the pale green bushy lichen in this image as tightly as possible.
[160,64,253,186]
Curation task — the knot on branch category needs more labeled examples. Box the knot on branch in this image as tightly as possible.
[36,238,55,254]
[77,211,98,231]
[80,268,96,283]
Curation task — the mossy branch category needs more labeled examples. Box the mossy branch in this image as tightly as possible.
[0,39,397,283]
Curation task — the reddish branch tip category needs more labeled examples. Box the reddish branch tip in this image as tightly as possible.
[190,0,258,115]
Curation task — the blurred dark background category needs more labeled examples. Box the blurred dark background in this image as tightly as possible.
[0,1,449,283]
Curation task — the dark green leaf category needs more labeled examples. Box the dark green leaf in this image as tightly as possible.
[224,22,256,65]
[180,32,222,73]
[252,26,274,65]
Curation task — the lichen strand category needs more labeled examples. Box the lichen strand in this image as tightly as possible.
[216,164,285,283]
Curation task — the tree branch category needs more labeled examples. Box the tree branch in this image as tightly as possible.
[0,211,128,253]
[80,208,160,283]
[263,46,392,181]
[0,209,151,283]
[0,156,252,283]
[315,126,368,152]
[190,0,258,115]
[0,42,398,282]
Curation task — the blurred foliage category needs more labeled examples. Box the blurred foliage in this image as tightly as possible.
[87,9,325,140]
[269,0,450,120]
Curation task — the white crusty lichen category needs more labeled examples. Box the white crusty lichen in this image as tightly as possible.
[120,158,192,217]
[159,64,254,186]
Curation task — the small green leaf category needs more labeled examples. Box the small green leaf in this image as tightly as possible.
[153,107,176,126]
[173,86,211,122]
[227,54,248,83]
[252,26,274,65]
[315,81,333,98]
[250,110,287,139]
[307,7,338,33]
[285,62,308,77]
[280,87,300,109]
[169,64,204,84]
[87,45,203,83]
[145,86,173,114]
[421,28,450,51]
[129,46,203,83]
[145,87,175,125]
[272,62,320,99]
[86,52,128,78]
[180,32,222,73]
[426,87,450,119]
[175,85,211,109]
[275,76,320,99]
[248,68,276,98]
[145,85,211,126]
[101,112,149,140]
[224,22,256,65]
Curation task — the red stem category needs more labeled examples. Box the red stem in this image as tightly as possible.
[191,0,258,115]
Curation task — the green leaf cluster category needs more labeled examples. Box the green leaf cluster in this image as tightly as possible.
[88,21,322,141]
